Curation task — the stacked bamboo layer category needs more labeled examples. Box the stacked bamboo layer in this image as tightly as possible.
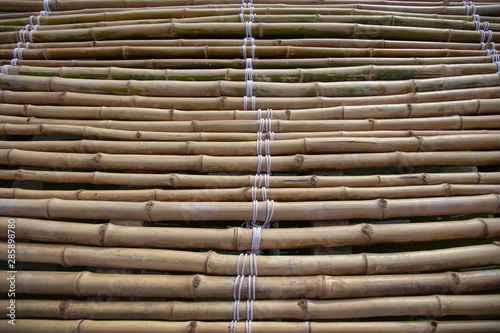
[0,1,499,332]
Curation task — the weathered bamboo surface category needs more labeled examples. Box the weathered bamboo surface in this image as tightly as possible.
[1,319,500,333]
[1,269,499,299]
[2,170,498,188]
[3,295,500,320]
[1,195,499,221]
[1,217,498,250]
[2,241,499,275]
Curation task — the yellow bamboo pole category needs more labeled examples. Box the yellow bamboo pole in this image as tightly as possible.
[3,241,499,275]
[0,195,499,221]
[1,217,499,250]
[2,295,500,320]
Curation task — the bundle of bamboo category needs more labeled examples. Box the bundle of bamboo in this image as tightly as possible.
[0,0,499,332]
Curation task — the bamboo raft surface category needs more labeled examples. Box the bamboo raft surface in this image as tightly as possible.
[0,1,499,332]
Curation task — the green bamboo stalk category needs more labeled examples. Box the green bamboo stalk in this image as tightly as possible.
[5,63,499,81]
[2,295,499,320]
[1,216,499,250]
[3,241,499,275]
[0,195,499,221]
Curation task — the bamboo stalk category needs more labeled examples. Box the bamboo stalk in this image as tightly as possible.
[1,97,499,121]
[2,87,500,110]
[1,149,499,173]
[0,269,498,299]
[1,135,499,155]
[2,22,499,44]
[3,241,499,275]
[2,169,498,189]
[3,295,500,320]
[1,319,500,333]
[2,184,500,202]
[6,63,500,82]
[0,195,499,221]
[1,216,498,250]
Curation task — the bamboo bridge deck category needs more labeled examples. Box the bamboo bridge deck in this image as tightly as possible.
[0,0,499,332]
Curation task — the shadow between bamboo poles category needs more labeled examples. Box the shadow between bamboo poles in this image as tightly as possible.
[2,87,500,109]
[2,56,498,68]
[2,184,500,202]
[1,169,498,188]
[1,319,500,333]
[2,123,499,141]
[2,241,499,275]
[2,115,500,132]
[0,195,499,221]
[0,269,499,299]
[2,21,500,44]
[2,295,500,320]
[1,135,499,155]
[2,74,500,98]
[1,217,499,250]
[1,149,499,172]
[6,63,500,82]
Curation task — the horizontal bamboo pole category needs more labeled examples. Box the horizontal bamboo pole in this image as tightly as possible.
[3,241,499,275]
[6,63,500,82]
[1,97,499,121]
[2,319,500,333]
[0,269,498,299]
[1,195,499,221]
[1,216,498,250]
[1,135,499,156]
[1,149,499,173]
[2,169,498,188]
[2,87,500,110]
[2,22,499,45]
[2,184,500,202]
[2,73,500,98]
[2,123,499,141]
[2,114,499,133]
[3,295,500,320]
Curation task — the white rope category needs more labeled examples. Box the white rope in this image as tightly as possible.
[246,80,253,97]
[487,31,493,43]
[1,65,9,75]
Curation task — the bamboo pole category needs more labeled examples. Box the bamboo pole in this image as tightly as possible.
[3,295,500,320]
[2,241,499,275]
[1,135,499,155]
[1,216,498,250]
[2,22,500,44]
[2,87,500,110]
[2,123,499,141]
[1,149,499,173]
[2,184,500,202]
[0,195,499,221]
[1,319,500,333]
[0,269,498,299]
[5,63,500,82]
[2,169,498,188]
[1,97,499,121]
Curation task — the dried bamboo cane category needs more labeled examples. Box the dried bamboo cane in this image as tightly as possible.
[3,295,499,320]
[1,149,499,173]
[3,241,499,275]
[2,169,498,188]
[2,56,496,69]
[2,73,500,98]
[1,217,499,250]
[0,269,498,299]
[2,184,500,202]
[6,63,500,82]
[2,22,500,44]
[1,97,499,121]
[1,319,500,333]
[2,123,498,142]
[2,87,500,110]
[1,195,499,221]
[1,135,499,155]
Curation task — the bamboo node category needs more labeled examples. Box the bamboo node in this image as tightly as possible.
[187,321,197,333]
[91,153,102,169]
[361,224,374,245]
[297,299,308,319]
[168,174,180,187]
[145,200,155,222]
